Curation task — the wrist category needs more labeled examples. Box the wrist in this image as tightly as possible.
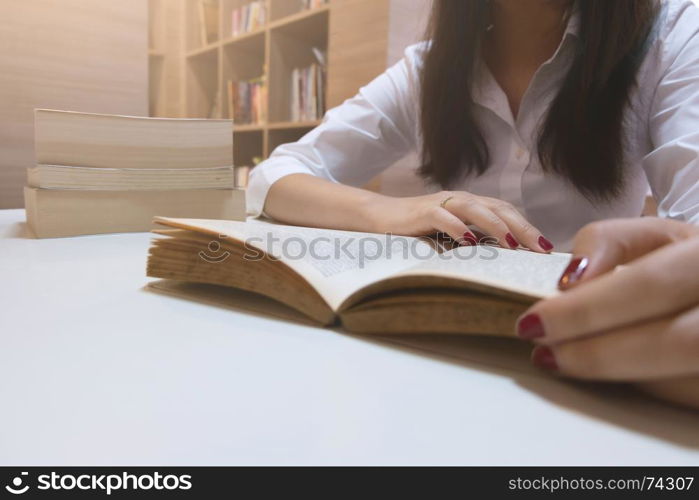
[358,192,395,234]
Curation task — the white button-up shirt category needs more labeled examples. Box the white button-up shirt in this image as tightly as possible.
[248,0,699,250]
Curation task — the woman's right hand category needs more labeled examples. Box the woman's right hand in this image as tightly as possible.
[515,217,699,408]
[369,190,554,253]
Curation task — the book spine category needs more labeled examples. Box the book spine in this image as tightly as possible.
[291,68,299,123]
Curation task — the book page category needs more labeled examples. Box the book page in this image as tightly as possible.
[396,245,572,300]
[154,217,436,311]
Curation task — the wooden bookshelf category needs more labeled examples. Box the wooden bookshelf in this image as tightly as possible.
[149,0,427,173]
[174,0,332,168]
[149,0,183,118]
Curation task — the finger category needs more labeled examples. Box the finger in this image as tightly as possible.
[516,236,699,344]
[428,207,476,246]
[488,200,553,253]
[446,197,515,249]
[559,217,699,289]
[530,305,699,381]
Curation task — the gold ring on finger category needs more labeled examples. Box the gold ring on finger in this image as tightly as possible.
[439,196,454,209]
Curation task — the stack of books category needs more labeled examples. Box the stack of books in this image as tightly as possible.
[231,1,266,37]
[290,48,326,122]
[24,109,246,238]
[228,77,267,125]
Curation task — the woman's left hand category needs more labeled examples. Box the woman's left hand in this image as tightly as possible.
[516,217,699,385]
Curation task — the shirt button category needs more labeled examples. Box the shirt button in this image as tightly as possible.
[515,148,526,160]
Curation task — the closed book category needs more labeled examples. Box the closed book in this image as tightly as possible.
[27,165,235,191]
[24,187,246,238]
[35,109,233,169]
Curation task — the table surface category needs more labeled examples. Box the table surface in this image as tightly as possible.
[1,208,698,466]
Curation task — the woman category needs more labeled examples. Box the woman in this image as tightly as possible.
[519,217,699,409]
[248,0,699,252]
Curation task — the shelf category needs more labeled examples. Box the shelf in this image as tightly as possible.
[185,0,221,52]
[221,27,266,47]
[221,27,266,120]
[270,5,330,28]
[185,44,219,118]
[234,124,265,132]
[268,9,328,123]
[220,6,331,46]
[186,42,220,58]
[270,6,329,34]
[154,0,422,166]
[179,0,331,153]
[267,120,321,130]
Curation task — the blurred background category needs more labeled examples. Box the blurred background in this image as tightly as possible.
[0,0,430,209]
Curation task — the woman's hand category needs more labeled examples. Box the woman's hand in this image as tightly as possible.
[264,175,552,252]
[370,190,554,252]
[515,218,699,402]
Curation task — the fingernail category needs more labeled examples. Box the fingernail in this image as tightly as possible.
[505,233,519,249]
[558,256,589,288]
[462,232,478,246]
[538,236,554,252]
[517,313,546,340]
[531,346,559,371]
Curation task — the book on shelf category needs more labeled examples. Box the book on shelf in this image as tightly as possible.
[228,77,267,126]
[198,0,219,46]
[26,109,245,238]
[302,0,329,10]
[147,218,571,335]
[290,49,326,122]
[234,165,250,188]
[231,0,266,37]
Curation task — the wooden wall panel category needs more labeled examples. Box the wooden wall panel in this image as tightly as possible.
[0,0,148,208]
[326,0,391,108]
[326,0,430,193]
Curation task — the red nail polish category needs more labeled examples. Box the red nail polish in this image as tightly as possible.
[558,256,589,288]
[462,232,478,246]
[531,346,559,371]
[517,313,546,340]
[538,236,554,252]
[505,233,519,249]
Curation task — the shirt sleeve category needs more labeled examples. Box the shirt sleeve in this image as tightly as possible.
[246,43,425,217]
[643,2,699,224]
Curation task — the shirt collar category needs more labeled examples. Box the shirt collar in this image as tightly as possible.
[472,2,582,123]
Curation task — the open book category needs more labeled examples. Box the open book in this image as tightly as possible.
[147,217,571,336]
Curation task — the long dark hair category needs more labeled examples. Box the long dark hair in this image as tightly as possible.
[419,0,659,200]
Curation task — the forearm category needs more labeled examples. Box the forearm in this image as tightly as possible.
[263,174,387,233]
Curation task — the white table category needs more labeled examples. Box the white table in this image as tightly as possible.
[1,208,698,465]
